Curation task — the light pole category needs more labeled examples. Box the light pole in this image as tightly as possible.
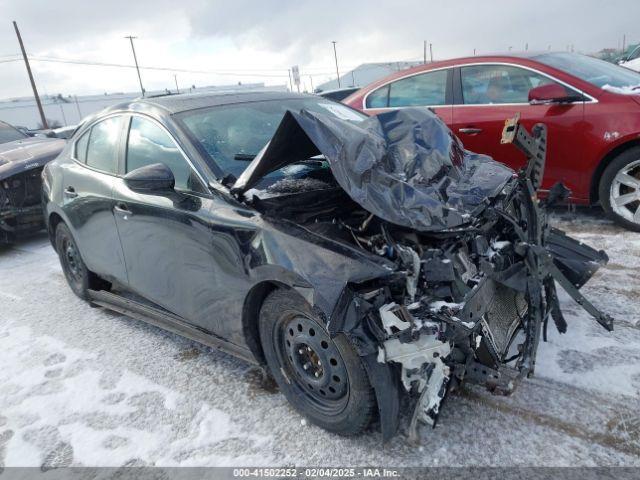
[125,35,145,97]
[174,74,180,94]
[332,41,341,88]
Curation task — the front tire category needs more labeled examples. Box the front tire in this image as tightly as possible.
[259,289,376,435]
[599,147,640,232]
[55,222,91,300]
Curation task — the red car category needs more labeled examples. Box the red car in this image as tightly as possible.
[344,52,640,230]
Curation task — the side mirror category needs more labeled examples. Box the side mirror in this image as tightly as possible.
[124,163,175,193]
[528,84,583,104]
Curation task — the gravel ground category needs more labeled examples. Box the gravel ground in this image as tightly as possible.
[1,207,639,468]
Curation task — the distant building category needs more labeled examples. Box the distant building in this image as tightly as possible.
[0,83,288,129]
[315,61,423,92]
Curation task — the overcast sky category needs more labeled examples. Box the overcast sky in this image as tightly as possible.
[1,0,638,99]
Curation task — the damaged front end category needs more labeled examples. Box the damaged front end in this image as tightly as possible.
[0,167,47,243]
[0,137,65,243]
[233,107,613,441]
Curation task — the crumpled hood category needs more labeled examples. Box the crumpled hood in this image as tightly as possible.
[233,107,514,232]
[0,137,65,181]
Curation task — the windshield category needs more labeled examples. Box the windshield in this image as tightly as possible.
[533,52,640,89]
[177,97,366,179]
[0,122,27,144]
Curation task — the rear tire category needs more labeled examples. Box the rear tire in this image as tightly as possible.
[599,147,640,232]
[55,222,91,300]
[258,289,376,436]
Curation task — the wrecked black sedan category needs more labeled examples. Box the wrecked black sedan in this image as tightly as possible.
[0,120,65,243]
[42,92,612,441]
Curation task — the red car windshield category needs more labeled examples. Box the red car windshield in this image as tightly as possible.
[534,52,640,89]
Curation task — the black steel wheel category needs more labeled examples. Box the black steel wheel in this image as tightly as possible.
[55,222,90,300]
[259,289,376,435]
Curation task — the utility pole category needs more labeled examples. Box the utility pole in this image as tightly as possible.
[429,43,433,62]
[309,76,314,92]
[332,41,341,88]
[174,74,180,94]
[74,95,82,121]
[622,34,626,54]
[58,102,67,126]
[13,21,48,129]
[423,40,427,64]
[287,69,293,91]
[124,35,145,97]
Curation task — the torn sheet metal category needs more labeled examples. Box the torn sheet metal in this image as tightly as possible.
[376,302,451,438]
[233,108,514,232]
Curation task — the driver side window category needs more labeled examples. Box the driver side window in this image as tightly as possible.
[126,116,205,193]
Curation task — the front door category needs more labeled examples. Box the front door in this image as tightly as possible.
[112,114,229,333]
[451,64,586,195]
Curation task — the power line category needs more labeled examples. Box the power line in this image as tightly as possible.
[27,55,291,77]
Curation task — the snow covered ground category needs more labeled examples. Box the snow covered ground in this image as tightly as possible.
[1,208,639,468]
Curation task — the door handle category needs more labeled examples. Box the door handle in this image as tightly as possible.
[114,203,132,219]
[458,127,483,135]
[63,186,78,199]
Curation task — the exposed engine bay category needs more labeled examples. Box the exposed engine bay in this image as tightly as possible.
[232,108,613,441]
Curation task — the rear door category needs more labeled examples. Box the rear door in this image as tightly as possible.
[60,115,128,285]
[451,63,587,194]
[363,68,454,124]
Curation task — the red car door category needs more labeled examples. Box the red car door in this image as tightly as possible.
[451,64,587,197]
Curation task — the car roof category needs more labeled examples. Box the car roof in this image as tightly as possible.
[133,90,312,114]
[344,52,585,103]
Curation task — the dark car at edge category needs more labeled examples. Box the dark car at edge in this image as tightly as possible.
[0,120,65,243]
[42,91,613,441]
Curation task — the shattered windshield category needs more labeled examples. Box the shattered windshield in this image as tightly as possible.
[0,122,27,144]
[533,52,640,90]
[178,97,366,179]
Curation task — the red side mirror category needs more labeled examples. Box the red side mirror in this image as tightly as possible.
[528,83,581,104]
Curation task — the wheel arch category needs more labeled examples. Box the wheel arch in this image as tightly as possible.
[241,280,291,365]
[47,212,65,251]
[590,138,640,204]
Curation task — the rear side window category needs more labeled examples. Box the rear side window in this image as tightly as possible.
[387,70,448,107]
[85,117,123,173]
[365,85,390,108]
[74,131,89,163]
[126,116,204,193]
